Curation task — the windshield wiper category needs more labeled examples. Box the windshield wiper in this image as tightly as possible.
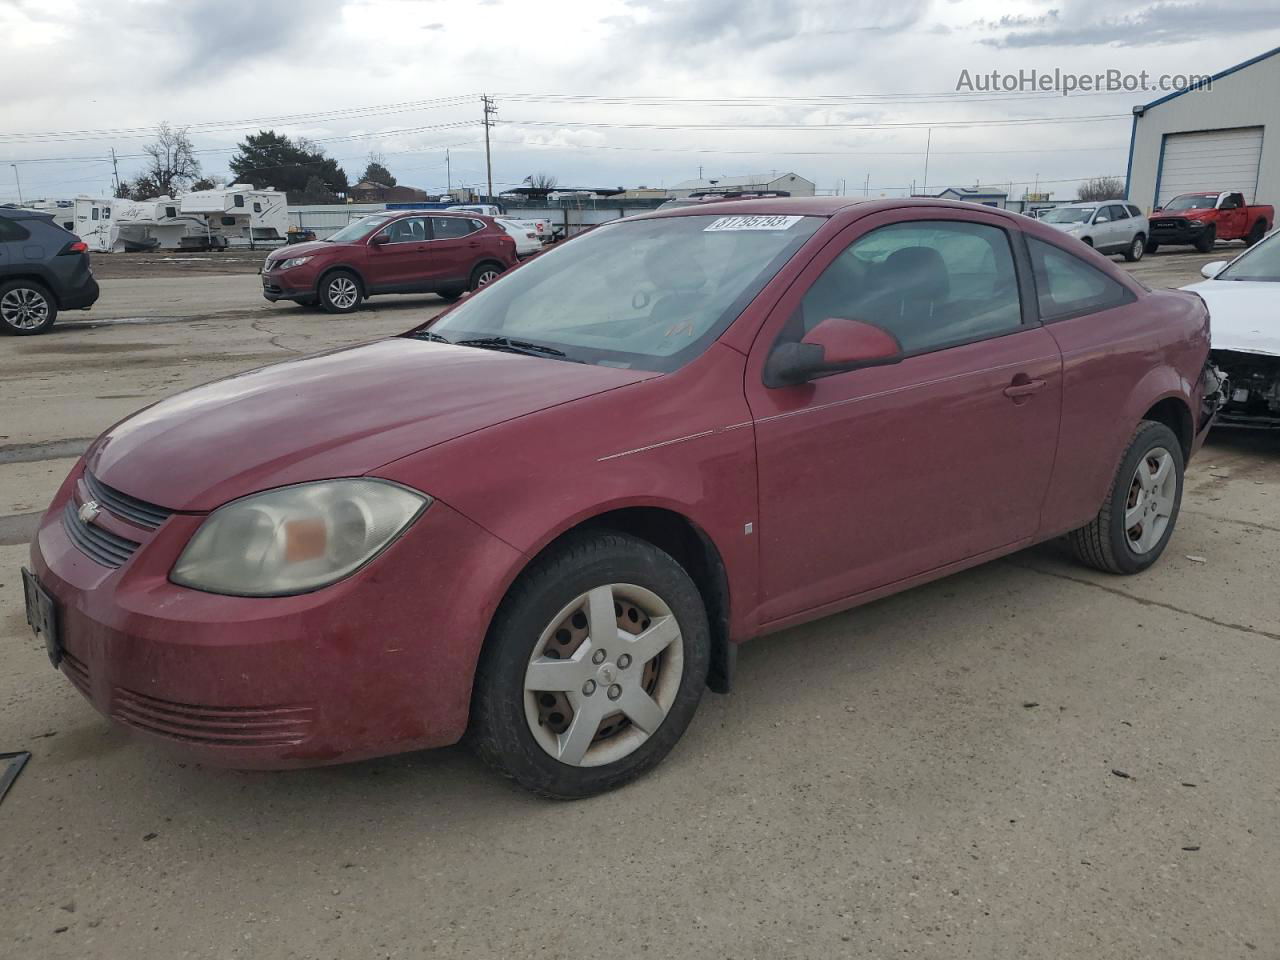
[456,336,580,361]
[406,330,452,344]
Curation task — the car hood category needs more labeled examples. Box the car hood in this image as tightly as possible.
[1182,279,1280,357]
[86,339,655,512]
[266,240,333,261]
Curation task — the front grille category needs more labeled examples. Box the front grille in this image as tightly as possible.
[111,688,314,747]
[61,651,91,699]
[84,471,172,530]
[62,501,140,568]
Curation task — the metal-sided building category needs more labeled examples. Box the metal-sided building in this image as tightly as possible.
[1126,46,1280,213]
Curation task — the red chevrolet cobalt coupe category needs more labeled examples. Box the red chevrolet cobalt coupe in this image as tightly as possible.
[24,198,1219,798]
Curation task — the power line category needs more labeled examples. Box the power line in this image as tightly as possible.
[493,138,1123,157]
[501,114,1128,132]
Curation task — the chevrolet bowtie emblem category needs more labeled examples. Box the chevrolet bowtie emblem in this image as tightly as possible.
[78,500,101,525]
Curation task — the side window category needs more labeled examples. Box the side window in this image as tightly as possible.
[1126,204,1143,219]
[794,220,1023,355]
[431,216,478,240]
[379,217,425,243]
[253,202,262,213]
[1107,204,1129,221]
[0,218,31,242]
[91,208,100,221]
[1028,237,1134,320]
[165,206,177,218]
[233,194,245,208]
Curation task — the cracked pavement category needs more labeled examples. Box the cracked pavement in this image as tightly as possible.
[1,268,1277,959]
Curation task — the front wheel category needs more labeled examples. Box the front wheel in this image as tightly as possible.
[1195,226,1216,253]
[1124,234,1145,262]
[1069,420,1184,575]
[0,279,58,335]
[318,271,362,314]
[470,531,710,799]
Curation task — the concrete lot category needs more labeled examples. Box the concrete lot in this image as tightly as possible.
[1,249,1276,959]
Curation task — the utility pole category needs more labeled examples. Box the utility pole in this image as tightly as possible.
[9,164,21,205]
[110,148,121,196]
[446,148,451,197]
[481,94,497,203]
[864,173,870,197]
[921,128,932,196]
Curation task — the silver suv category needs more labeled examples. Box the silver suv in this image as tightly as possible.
[1041,201,1150,262]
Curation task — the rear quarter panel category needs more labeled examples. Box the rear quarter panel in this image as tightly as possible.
[1037,286,1209,536]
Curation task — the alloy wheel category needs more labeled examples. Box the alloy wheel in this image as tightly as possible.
[328,277,359,309]
[523,583,684,767]
[1124,446,1176,554]
[476,268,500,288]
[1132,237,1144,260]
[1,287,50,330]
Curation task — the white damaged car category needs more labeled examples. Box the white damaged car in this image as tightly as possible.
[1182,230,1280,429]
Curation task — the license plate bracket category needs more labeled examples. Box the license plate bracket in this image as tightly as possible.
[21,568,62,668]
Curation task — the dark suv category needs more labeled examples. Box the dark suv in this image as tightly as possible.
[0,206,100,335]
[262,211,516,313]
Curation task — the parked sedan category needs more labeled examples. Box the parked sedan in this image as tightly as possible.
[1182,229,1280,428]
[25,197,1217,798]
[1041,201,1149,261]
[495,218,543,258]
[261,211,516,312]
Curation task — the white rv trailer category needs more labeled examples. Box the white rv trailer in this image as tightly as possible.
[111,198,205,251]
[177,185,288,249]
[23,197,117,252]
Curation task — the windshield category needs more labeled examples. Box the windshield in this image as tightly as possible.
[1043,207,1095,224]
[1218,231,1280,282]
[419,213,822,371]
[326,215,391,243]
[1164,195,1216,211]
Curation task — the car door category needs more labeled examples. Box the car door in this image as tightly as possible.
[1104,204,1130,251]
[1218,193,1246,238]
[426,216,484,288]
[367,216,428,291]
[745,209,1064,625]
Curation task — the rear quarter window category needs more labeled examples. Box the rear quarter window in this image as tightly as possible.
[1027,237,1135,320]
[0,218,31,242]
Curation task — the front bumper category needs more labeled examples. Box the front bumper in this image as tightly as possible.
[1148,219,1207,245]
[28,466,523,768]
[261,271,313,302]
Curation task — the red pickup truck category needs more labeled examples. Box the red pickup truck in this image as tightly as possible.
[1146,191,1273,253]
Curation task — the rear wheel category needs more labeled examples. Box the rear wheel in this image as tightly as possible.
[318,270,362,314]
[436,290,464,303]
[1194,225,1216,253]
[1069,420,1184,575]
[469,262,503,292]
[0,280,57,335]
[1245,220,1267,246]
[470,531,710,799]
[1144,240,1160,255]
[1123,234,1145,262]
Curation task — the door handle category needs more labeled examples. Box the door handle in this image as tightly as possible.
[1004,377,1046,401]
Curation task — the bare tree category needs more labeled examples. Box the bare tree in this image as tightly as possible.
[1077,176,1125,202]
[526,172,558,193]
[143,122,202,196]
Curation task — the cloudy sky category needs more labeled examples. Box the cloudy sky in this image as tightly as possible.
[3,0,1280,203]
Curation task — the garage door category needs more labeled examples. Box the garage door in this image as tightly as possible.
[1156,127,1263,206]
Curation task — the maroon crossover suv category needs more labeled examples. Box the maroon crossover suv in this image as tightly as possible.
[25,197,1220,798]
[261,210,516,312]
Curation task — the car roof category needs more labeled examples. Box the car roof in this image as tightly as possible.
[636,195,1033,226]
[0,205,54,221]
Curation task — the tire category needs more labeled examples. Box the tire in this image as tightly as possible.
[1081,237,1094,248]
[470,531,711,799]
[1194,226,1216,253]
[436,290,463,303]
[1123,234,1145,262]
[468,262,503,292]
[1245,220,1267,246]
[0,279,58,335]
[318,270,362,314]
[1144,241,1159,255]
[1069,420,1184,575]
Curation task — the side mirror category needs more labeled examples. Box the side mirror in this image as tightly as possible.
[1201,260,1229,279]
[765,317,903,387]
[370,233,389,246]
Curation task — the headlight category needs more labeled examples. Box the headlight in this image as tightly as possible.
[278,256,312,270]
[172,479,429,596]
[1187,219,1203,226]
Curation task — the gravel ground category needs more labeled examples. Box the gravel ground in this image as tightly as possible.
[1,247,1275,960]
